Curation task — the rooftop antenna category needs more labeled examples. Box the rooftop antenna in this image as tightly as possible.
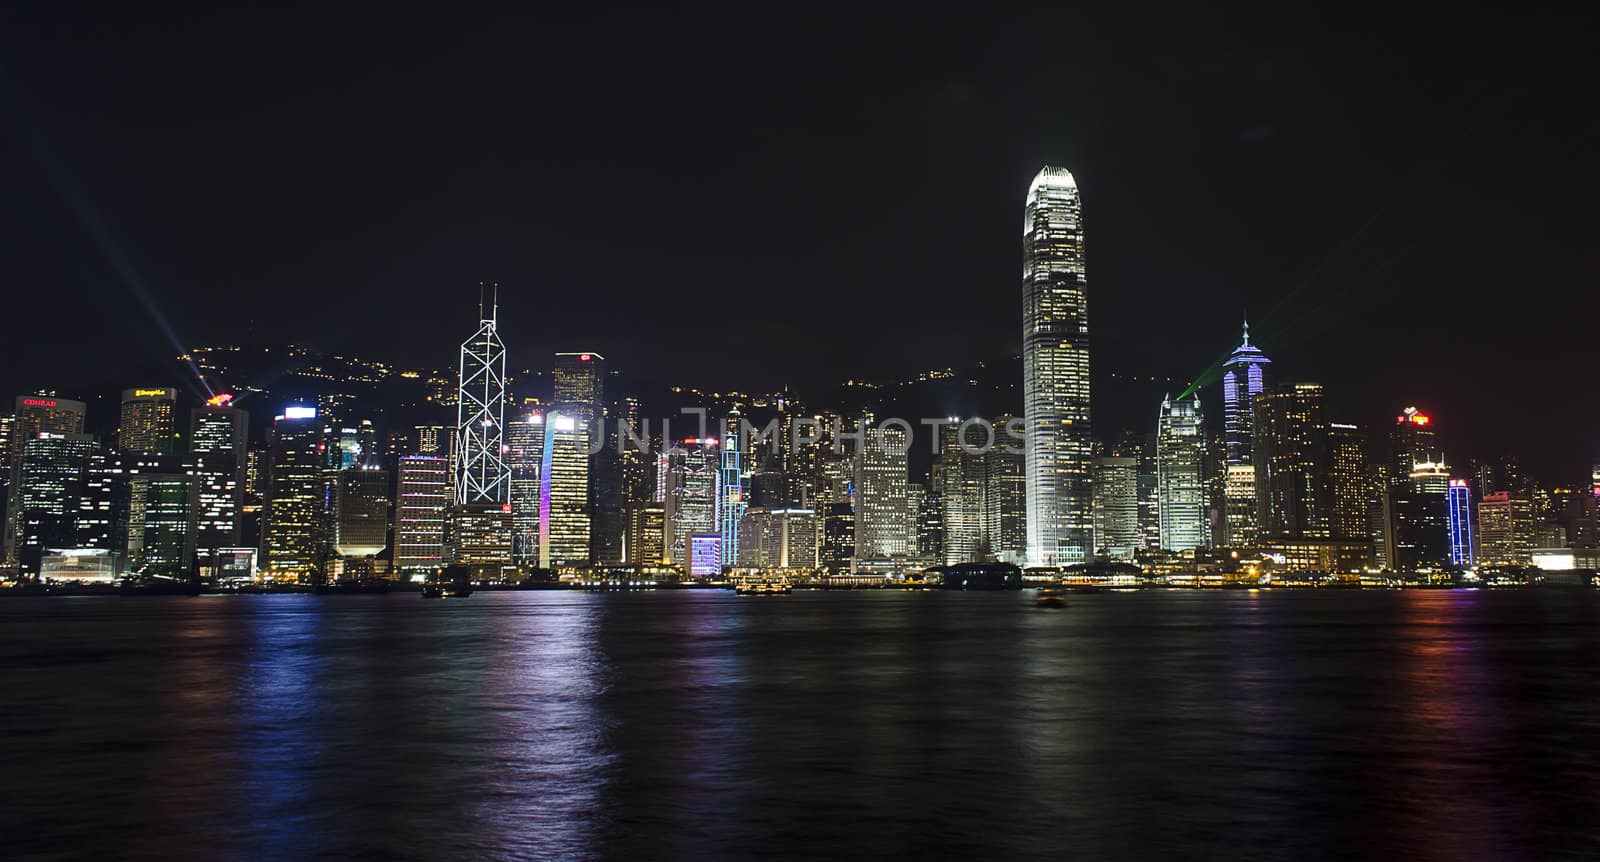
[1241,313,1251,346]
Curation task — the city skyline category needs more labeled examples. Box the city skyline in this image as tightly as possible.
[1,6,1596,481]
[6,8,1600,860]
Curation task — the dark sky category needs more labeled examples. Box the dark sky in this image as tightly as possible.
[2,3,1597,478]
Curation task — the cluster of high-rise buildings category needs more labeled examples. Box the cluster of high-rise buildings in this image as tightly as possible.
[1018,165,1600,580]
[4,169,1596,586]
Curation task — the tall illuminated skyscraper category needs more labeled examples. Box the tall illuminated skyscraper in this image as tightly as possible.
[1157,395,1207,551]
[538,412,591,568]
[506,414,544,564]
[552,351,605,445]
[190,404,247,574]
[118,388,177,454]
[1446,479,1474,567]
[263,406,325,581]
[455,286,509,505]
[1022,165,1093,566]
[1325,423,1369,542]
[116,387,180,567]
[1218,321,1269,547]
[1220,322,1270,466]
[718,412,745,568]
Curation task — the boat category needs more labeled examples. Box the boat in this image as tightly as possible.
[421,565,475,599]
[1034,587,1067,608]
[735,580,793,595]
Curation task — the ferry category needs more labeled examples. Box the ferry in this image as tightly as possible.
[421,565,475,599]
[735,580,793,596]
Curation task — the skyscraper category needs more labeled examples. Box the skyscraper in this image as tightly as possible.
[263,406,325,581]
[624,501,666,566]
[664,438,718,570]
[538,412,591,568]
[938,422,981,564]
[10,394,86,468]
[506,414,544,564]
[1157,394,1207,551]
[455,286,509,505]
[117,388,177,454]
[394,455,449,577]
[7,395,88,565]
[718,412,745,568]
[135,472,197,580]
[1222,464,1258,548]
[982,416,1027,564]
[553,351,618,564]
[1446,479,1475,567]
[333,467,389,576]
[854,418,914,564]
[1253,383,1329,539]
[820,502,855,574]
[1220,321,1271,466]
[1022,165,1092,566]
[1478,490,1536,565]
[1091,456,1140,560]
[552,351,605,443]
[1217,320,1269,548]
[8,431,98,576]
[1390,408,1439,481]
[190,405,248,575]
[1387,456,1451,572]
[1325,423,1369,542]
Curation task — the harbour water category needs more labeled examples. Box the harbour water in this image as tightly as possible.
[3,590,1598,860]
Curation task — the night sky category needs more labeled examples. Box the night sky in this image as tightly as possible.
[2,4,1596,477]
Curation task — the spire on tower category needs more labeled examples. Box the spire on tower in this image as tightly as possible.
[1242,314,1251,347]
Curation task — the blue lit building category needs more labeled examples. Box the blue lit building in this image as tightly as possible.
[718,410,744,568]
[1446,478,1474,567]
[1221,319,1271,466]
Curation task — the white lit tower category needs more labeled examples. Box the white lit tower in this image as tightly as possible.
[456,283,511,506]
[1023,165,1093,566]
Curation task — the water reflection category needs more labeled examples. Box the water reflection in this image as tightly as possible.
[233,597,332,857]
[477,594,611,860]
[3,591,1600,860]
